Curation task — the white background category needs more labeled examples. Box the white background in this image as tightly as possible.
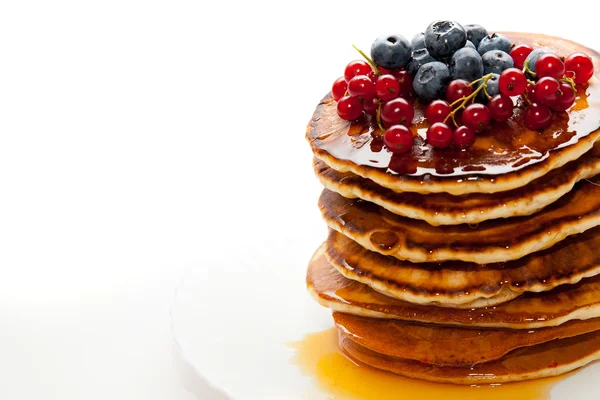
[0,1,596,399]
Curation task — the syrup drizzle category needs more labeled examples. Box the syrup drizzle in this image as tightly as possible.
[291,328,564,400]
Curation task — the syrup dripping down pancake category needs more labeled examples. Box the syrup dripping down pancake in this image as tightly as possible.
[333,312,600,366]
[319,173,600,263]
[306,33,600,195]
[325,229,600,308]
[307,247,600,329]
[339,328,600,384]
[313,142,600,226]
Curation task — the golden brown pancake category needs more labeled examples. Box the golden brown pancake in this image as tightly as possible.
[307,247,600,329]
[333,312,600,366]
[313,144,600,226]
[306,33,600,195]
[339,329,600,384]
[319,173,600,263]
[325,229,600,308]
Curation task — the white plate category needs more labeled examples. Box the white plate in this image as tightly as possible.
[171,243,600,400]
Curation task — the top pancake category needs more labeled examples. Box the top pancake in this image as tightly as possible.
[307,33,600,195]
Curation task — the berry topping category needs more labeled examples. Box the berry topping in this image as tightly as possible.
[384,125,414,154]
[549,82,577,111]
[426,100,452,124]
[445,79,473,103]
[413,62,451,102]
[488,94,514,122]
[375,74,400,101]
[464,24,488,49]
[371,34,411,69]
[347,75,375,98]
[410,32,426,52]
[565,52,594,84]
[449,47,484,82]
[482,50,514,75]
[407,49,436,76]
[510,44,534,69]
[524,103,552,130]
[362,96,380,115]
[331,77,348,101]
[477,33,511,55]
[381,97,414,126]
[535,77,562,104]
[425,20,467,59]
[344,60,372,82]
[427,122,453,149]
[396,71,414,98]
[535,53,566,79]
[462,103,491,133]
[336,96,363,121]
[452,125,476,148]
[498,68,527,96]
[523,48,553,76]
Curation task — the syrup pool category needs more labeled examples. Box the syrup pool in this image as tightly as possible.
[290,328,565,400]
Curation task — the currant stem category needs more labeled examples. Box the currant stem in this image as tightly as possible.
[523,60,536,77]
[352,45,382,75]
[560,76,578,93]
[444,73,494,127]
[376,101,385,132]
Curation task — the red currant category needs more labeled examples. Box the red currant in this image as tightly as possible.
[331,77,347,101]
[348,75,375,98]
[510,44,534,69]
[526,83,537,102]
[362,97,380,115]
[426,100,452,124]
[550,82,576,112]
[375,74,400,102]
[462,103,491,133]
[452,125,476,148]
[344,60,372,82]
[565,52,594,84]
[524,103,552,130]
[535,53,565,79]
[396,71,413,98]
[337,96,363,121]
[488,94,514,122]
[384,125,414,154]
[535,77,561,104]
[381,98,414,126]
[445,79,473,104]
[427,122,453,149]
[498,68,527,96]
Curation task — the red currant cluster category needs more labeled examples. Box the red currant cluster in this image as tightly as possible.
[422,47,594,149]
[330,42,595,154]
[332,58,416,154]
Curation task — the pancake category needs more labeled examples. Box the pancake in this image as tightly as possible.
[306,33,600,195]
[319,174,600,263]
[307,247,600,329]
[314,143,600,226]
[325,229,600,308]
[333,312,600,366]
[339,329,600,384]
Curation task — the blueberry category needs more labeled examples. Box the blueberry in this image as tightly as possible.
[476,73,500,103]
[477,33,511,55]
[482,50,514,74]
[413,61,451,102]
[464,24,488,48]
[424,20,467,59]
[464,40,476,50]
[371,34,411,69]
[411,32,426,52]
[449,47,483,82]
[524,48,554,77]
[407,48,437,76]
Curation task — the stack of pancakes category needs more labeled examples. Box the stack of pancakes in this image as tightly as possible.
[305,33,600,384]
